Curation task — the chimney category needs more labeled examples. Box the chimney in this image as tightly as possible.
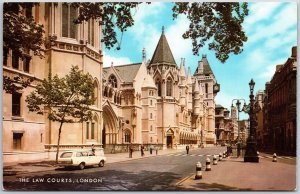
[291,46,297,58]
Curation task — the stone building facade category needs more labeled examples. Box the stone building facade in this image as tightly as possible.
[215,104,238,145]
[264,46,297,155]
[3,3,103,162]
[3,3,220,162]
[102,29,219,151]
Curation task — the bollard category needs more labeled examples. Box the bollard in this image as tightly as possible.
[206,157,211,171]
[195,162,202,179]
[273,153,277,162]
[213,155,218,165]
[257,151,260,156]
[219,152,223,161]
[223,151,226,159]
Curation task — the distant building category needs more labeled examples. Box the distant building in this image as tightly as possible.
[238,120,249,145]
[255,90,265,149]
[215,104,237,144]
[265,46,297,155]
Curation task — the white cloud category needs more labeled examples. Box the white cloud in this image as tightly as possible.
[247,3,297,45]
[215,92,239,110]
[103,53,132,67]
[244,2,282,30]
[165,15,192,64]
[129,2,166,58]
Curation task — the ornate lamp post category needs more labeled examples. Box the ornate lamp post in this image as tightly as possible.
[231,99,246,157]
[244,79,261,163]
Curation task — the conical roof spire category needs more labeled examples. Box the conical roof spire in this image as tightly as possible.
[150,26,176,65]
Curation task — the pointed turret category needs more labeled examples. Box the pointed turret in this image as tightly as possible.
[194,55,215,77]
[187,66,192,85]
[193,79,200,115]
[150,26,176,65]
[179,58,186,77]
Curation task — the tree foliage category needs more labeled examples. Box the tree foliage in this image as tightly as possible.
[3,3,44,59]
[25,66,95,162]
[172,2,249,63]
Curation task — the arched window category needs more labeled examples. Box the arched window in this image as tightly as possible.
[156,79,161,96]
[108,74,118,88]
[124,130,131,143]
[93,81,98,105]
[103,87,108,97]
[150,125,152,131]
[166,77,172,96]
[62,3,77,39]
[150,113,153,119]
[88,19,95,46]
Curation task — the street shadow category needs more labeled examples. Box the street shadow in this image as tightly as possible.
[178,182,252,191]
[3,169,183,191]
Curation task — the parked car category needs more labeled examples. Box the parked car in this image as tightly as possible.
[58,149,106,170]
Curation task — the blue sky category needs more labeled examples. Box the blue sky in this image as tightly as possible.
[103,2,297,119]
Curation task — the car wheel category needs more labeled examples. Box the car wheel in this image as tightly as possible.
[99,160,104,167]
[79,162,85,170]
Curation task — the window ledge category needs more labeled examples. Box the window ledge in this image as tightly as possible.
[11,116,24,121]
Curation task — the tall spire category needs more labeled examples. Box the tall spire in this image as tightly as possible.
[142,48,146,63]
[179,58,186,77]
[162,26,165,34]
[149,26,176,65]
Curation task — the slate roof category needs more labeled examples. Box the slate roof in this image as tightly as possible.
[194,55,215,76]
[103,63,142,83]
[150,31,176,65]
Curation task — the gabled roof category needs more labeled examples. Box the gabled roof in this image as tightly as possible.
[150,28,176,65]
[103,63,142,83]
[194,55,215,76]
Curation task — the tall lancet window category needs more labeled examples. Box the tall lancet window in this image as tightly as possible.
[156,79,161,96]
[166,77,172,96]
[108,75,117,88]
[62,4,77,39]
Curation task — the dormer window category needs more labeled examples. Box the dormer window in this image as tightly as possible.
[108,75,117,88]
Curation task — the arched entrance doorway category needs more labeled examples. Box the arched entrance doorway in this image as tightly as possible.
[102,105,118,148]
[166,128,174,148]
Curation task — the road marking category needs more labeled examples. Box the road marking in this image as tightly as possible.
[198,155,203,157]
[190,154,196,157]
[174,154,182,156]
[175,173,194,186]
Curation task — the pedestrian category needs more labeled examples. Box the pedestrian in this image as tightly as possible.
[186,145,189,154]
[129,144,133,158]
[141,144,144,157]
[91,144,95,156]
[150,145,153,155]
[155,146,158,155]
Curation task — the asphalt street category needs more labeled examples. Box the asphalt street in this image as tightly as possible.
[3,147,226,191]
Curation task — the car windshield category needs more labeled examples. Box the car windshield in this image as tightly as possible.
[60,152,73,158]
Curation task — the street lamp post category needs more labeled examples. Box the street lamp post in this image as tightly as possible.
[244,79,261,163]
[231,99,246,157]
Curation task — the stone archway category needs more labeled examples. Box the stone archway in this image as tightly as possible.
[166,128,174,149]
[102,105,118,148]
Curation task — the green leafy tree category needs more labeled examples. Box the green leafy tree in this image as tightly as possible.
[3,3,44,93]
[172,2,249,63]
[4,2,248,92]
[25,66,95,162]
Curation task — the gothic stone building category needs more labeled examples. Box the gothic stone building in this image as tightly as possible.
[3,3,103,162]
[102,29,219,151]
[3,3,219,163]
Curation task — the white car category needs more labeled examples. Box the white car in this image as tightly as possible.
[58,149,106,170]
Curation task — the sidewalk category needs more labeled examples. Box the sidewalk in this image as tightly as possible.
[177,156,296,191]
[3,148,186,176]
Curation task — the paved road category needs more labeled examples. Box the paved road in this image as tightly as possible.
[3,147,226,191]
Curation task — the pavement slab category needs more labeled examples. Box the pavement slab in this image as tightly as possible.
[178,157,296,191]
